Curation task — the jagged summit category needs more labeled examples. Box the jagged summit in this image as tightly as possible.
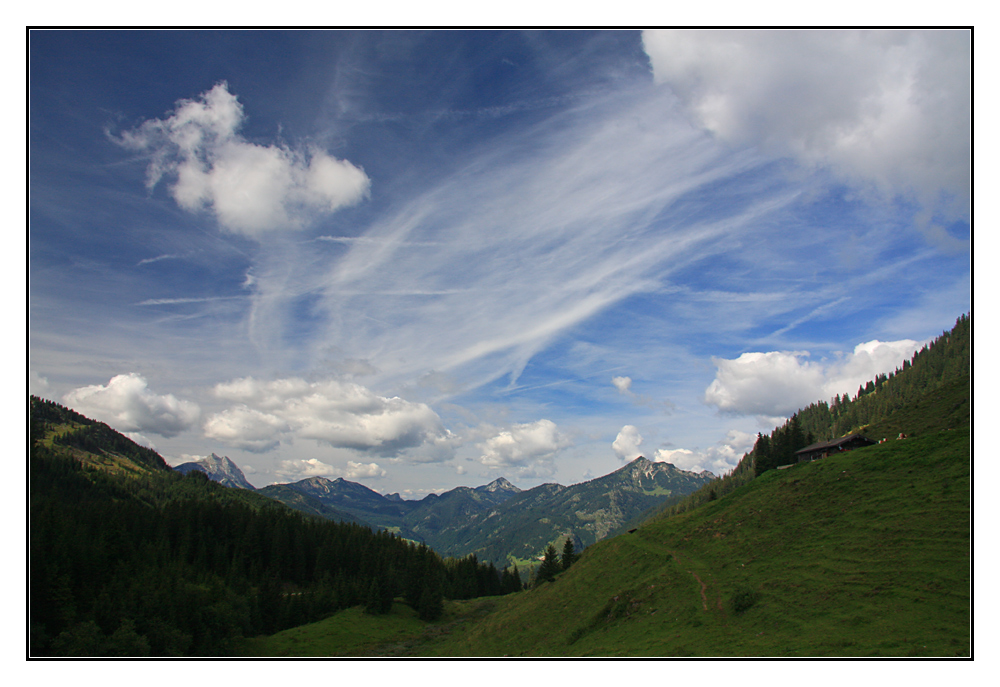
[174,453,256,490]
[476,477,521,494]
[625,455,714,479]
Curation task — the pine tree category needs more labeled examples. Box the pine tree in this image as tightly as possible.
[535,544,560,586]
[417,582,444,622]
[561,538,577,571]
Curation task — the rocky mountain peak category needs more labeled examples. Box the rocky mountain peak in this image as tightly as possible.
[478,477,520,493]
[174,454,255,490]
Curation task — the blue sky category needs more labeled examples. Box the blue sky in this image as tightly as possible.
[29,30,970,497]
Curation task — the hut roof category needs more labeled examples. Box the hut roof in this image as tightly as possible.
[795,433,873,455]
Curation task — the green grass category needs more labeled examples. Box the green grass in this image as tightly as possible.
[239,603,427,657]
[238,429,969,657]
[237,597,502,657]
[422,430,970,656]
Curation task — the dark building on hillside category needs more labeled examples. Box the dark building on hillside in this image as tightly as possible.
[794,434,876,463]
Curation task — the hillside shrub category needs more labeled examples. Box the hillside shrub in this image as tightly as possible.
[729,585,759,615]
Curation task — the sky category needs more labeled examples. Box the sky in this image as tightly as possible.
[29,29,971,498]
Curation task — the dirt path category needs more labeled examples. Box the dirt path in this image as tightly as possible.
[689,570,709,611]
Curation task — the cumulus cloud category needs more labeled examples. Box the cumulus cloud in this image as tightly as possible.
[612,424,644,462]
[115,82,370,237]
[612,376,632,394]
[203,376,454,458]
[63,373,200,438]
[343,461,387,480]
[276,457,338,479]
[610,375,673,413]
[643,30,970,216]
[704,339,922,417]
[478,419,571,478]
[653,429,755,476]
[202,405,287,453]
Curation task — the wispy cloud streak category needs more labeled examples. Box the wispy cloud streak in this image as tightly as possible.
[245,88,799,395]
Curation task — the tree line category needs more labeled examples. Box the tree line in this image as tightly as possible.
[651,313,970,519]
[29,397,525,657]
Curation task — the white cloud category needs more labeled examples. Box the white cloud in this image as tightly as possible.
[704,339,922,417]
[125,432,157,450]
[612,376,632,394]
[116,82,370,237]
[704,350,825,417]
[653,429,755,476]
[63,373,200,438]
[612,424,644,462]
[29,371,51,397]
[241,84,793,396]
[276,457,338,479]
[203,405,287,453]
[643,30,970,216]
[204,376,453,458]
[478,419,571,478]
[343,461,387,480]
[652,447,698,470]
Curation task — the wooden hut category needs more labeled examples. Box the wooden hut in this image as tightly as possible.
[794,434,876,463]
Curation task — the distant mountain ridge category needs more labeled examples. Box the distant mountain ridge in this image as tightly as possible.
[174,453,256,490]
[261,457,711,564]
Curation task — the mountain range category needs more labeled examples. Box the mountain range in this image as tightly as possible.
[30,314,970,656]
[172,449,712,565]
[259,458,712,565]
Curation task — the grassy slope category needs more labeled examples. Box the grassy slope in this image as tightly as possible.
[239,598,499,657]
[421,430,969,657]
[252,428,968,657]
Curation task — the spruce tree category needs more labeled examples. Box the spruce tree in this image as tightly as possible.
[535,544,560,586]
[561,538,577,571]
[417,583,443,621]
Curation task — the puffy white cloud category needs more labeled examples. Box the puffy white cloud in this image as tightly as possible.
[704,339,922,417]
[343,461,387,480]
[652,447,697,469]
[822,339,921,400]
[276,457,383,482]
[654,429,756,476]
[612,376,633,394]
[204,376,453,458]
[203,405,287,453]
[643,30,970,215]
[704,350,825,417]
[612,424,644,462]
[116,82,370,237]
[610,375,673,413]
[63,373,200,438]
[478,419,571,478]
[276,457,338,479]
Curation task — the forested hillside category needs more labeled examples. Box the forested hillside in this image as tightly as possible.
[29,397,521,657]
[649,314,970,520]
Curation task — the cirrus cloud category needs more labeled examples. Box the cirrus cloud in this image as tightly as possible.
[115,82,370,237]
[63,373,200,438]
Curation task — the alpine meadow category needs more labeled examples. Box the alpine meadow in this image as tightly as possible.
[28,29,971,660]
